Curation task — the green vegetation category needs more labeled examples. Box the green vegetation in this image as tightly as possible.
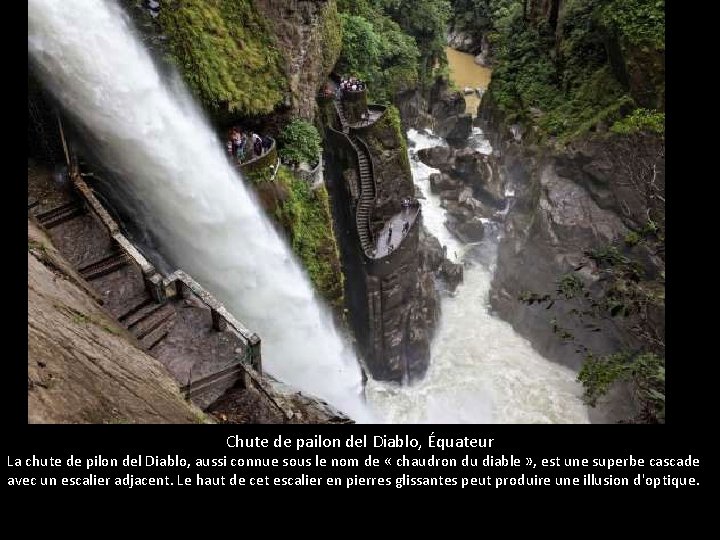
[336,10,420,103]
[477,0,664,143]
[363,104,412,175]
[278,120,322,166]
[385,105,411,170]
[379,0,452,81]
[335,0,450,102]
[274,167,344,310]
[158,0,287,115]
[611,108,665,136]
[449,0,495,33]
[600,0,665,48]
[579,352,664,422]
[519,220,665,423]
[28,239,47,254]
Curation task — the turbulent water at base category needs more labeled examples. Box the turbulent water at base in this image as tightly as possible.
[365,128,590,423]
[28,0,372,422]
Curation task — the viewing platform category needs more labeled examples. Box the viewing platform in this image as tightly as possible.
[235,136,279,177]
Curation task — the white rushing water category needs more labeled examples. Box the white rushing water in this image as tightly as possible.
[365,129,590,423]
[28,0,373,422]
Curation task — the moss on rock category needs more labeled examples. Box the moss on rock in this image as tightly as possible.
[158,0,287,116]
[273,167,345,311]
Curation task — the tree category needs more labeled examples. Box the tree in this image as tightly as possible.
[380,0,451,82]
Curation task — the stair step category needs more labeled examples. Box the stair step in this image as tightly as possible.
[78,251,129,281]
[116,297,153,323]
[129,303,176,339]
[36,202,86,229]
[35,201,78,220]
[123,300,166,329]
[139,314,177,351]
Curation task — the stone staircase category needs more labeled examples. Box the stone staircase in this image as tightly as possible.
[335,97,376,254]
[348,135,375,253]
[334,98,349,133]
[118,298,178,351]
[35,200,86,229]
[32,195,177,354]
[78,250,130,281]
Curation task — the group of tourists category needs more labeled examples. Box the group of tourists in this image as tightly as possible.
[401,197,418,209]
[340,76,366,93]
[226,127,272,164]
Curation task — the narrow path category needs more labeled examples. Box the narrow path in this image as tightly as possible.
[372,207,418,258]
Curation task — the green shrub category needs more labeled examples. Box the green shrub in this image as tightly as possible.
[336,10,420,103]
[611,108,665,136]
[600,0,665,49]
[482,0,664,142]
[278,120,322,166]
[579,352,665,423]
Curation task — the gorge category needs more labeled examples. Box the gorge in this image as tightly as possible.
[27,0,664,424]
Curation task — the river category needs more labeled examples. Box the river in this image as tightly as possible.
[444,47,492,116]
[365,49,589,423]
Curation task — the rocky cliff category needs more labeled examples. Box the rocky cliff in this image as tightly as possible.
[126,0,342,122]
[254,0,342,120]
[322,100,443,383]
[476,0,665,422]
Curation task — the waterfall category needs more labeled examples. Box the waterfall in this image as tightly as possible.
[28,0,372,422]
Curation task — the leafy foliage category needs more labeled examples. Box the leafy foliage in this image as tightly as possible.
[611,108,665,136]
[518,220,665,423]
[320,1,344,75]
[278,120,322,166]
[380,0,452,79]
[600,0,665,49]
[579,352,664,423]
[336,11,420,103]
[158,0,287,115]
[480,0,664,142]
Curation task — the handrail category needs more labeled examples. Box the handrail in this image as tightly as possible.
[351,134,378,253]
[347,105,388,131]
[162,270,261,359]
[326,125,360,200]
[237,137,277,171]
[363,206,422,273]
[71,173,156,276]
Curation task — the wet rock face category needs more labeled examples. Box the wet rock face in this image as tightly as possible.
[417,147,452,170]
[488,133,665,377]
[418,225,463,292]
[417,146,505,242]
[254,0,340,120]
[436,113,473,146]
[430,81,466,120]
[447,218,485,243]
[424,78,471,146]
[447,30,479,53]
[395,89,433,131]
